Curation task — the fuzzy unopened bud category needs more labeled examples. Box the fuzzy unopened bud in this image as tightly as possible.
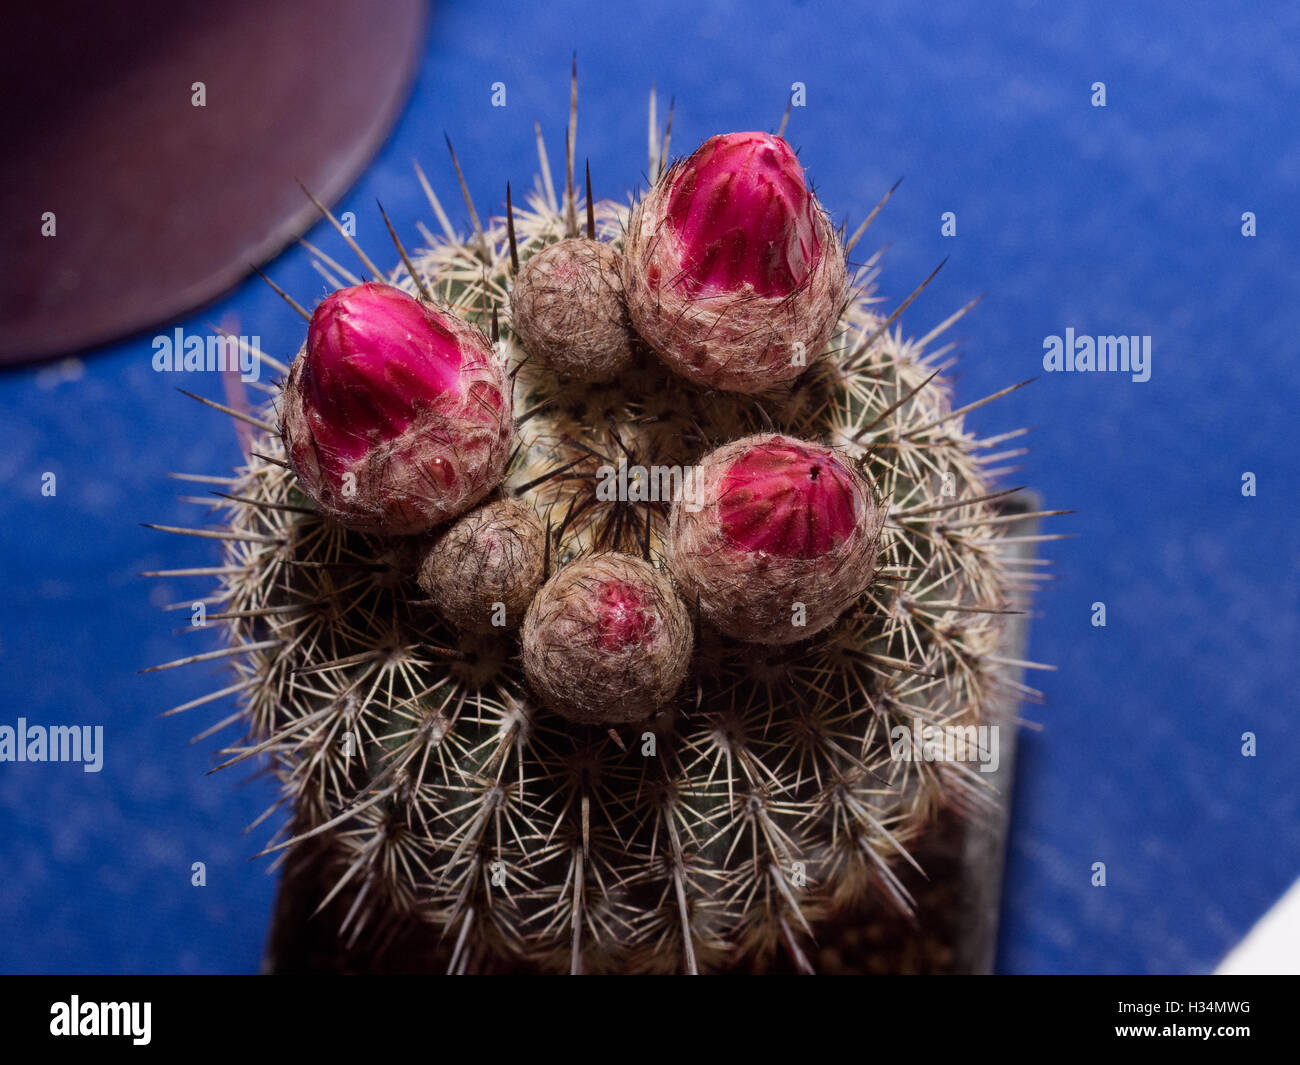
[522,553,692,724]
[667,434,882,644]
[281,282,514,534]
[510,238,634,382]
[418,498,546,633]
[623,132,847,394]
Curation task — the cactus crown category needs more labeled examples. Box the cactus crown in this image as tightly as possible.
[150,70,1048,974]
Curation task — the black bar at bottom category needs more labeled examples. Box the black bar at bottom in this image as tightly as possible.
[0,974,1288,1053]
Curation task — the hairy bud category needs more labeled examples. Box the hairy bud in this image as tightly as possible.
[623,132,847,394]
[522,553,693,724]
[418,498,547,632]
[280,282,514,534]
[667,433,882,643]
[510,238,634,382]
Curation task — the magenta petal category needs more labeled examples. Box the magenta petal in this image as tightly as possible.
[596,579,654,651]
[299,282,478,470]
[718,438,862,559]
[666,132,822,298]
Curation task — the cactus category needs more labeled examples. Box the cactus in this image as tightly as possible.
[149,71,1053,974]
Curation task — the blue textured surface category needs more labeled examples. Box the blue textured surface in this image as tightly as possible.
[1,0,1296,974]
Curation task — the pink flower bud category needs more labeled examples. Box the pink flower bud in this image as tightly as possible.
[522,553,693,724]
[623,132,847,395]
[667,434,882,644]
[718,437,861,557]
[665,132,821,298]
[281,282,514,535]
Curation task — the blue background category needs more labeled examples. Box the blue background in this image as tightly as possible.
[1,0,1296,974]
